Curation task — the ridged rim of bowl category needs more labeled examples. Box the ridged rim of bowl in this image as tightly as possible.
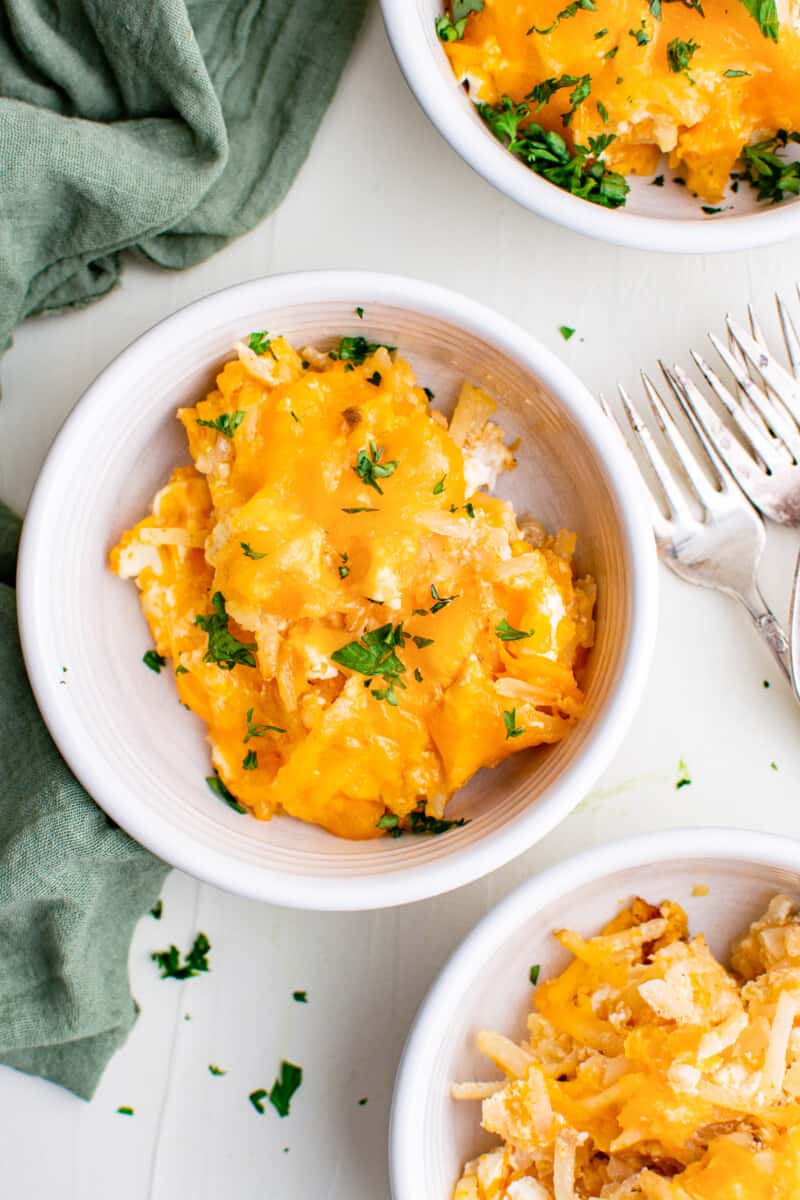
[379,1,800,254]
[17,270,657,910]
[389,826,800,1197]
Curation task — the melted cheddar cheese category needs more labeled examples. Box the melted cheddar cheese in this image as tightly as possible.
[110,334,594,839]
[453,895,800,1199]
[443,0,800,202]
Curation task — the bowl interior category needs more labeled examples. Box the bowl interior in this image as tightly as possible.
[395,0,800,227]
[19,278,642,905]
[393,846,800,1198]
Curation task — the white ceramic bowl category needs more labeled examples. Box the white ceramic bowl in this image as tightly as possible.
[18,271,656,911]
[390,827,800,1199]
[380,0,800,254]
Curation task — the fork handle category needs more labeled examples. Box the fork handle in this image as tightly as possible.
[738,587,792,687]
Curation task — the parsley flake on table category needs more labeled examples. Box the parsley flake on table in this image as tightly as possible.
[143,649,167,673]
[530,964,541,986]
[356,306,364,319]
[150,899,163,920]
[195,592,257,670]
[496,618,534,642]
[353,440,398,494]
[249,1088,268,1114]
[358,1097,368,1106]
[207,772,247,813]
[247,330,271,355]
[117,1106,134,1116]
[559,325,576,341]
[196,410,245,439]
[293,990,308,1003]
[269,1061,303,1117]
[209,1064,226,1076]
[244,707,285,740]
[503,708,525,739]
[241,542,267,559]
[151,932,211,980]
[676,758,692,789]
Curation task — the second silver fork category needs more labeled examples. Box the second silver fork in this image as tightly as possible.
[601,371,793,687]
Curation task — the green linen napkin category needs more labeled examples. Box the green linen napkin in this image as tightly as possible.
[0,0,366,1098]
[0,0,366,352]
[0,504,169,1099]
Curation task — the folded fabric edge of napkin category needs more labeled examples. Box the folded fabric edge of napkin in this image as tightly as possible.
[0,502,169,1100]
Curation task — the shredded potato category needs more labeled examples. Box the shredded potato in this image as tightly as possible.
[109,334,594,839]
[452,896,800,1198]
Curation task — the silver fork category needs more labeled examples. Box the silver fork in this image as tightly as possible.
[600,373,793,686]
[666,289,800,694]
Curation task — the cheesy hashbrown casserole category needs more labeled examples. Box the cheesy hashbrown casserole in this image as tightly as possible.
[453,895,800,1199]
[438,0,800,208]
[110,330,595,840]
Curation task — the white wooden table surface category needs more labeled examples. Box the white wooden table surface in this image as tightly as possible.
[3,7,800,1197]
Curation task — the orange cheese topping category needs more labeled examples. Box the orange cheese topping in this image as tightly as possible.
[443,0,800,201]
[453,895,800,1199]
[110,334,594,840]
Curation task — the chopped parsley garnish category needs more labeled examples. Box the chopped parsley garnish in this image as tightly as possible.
[503,708,524,739]
[676,758,692,789]
[367,371,382,387]
[244,707,285,740]
[724,68,750,77]
[667,37,699,78]
[342,506,378,513]
[771,761,779,771]
[176,664,189,675]
[376,802,469,836]
[422,386,434,402]
[433,474,447,495]
[528,73,590,126]
[414,667,424,682]
[196,411,245,439]
[702,205,723,214]
[152,932,211,980]
[332,336,395,365]
[412,635,434,649]
[652,174,665,186]
[594,26,608,37]
[247,330,271,355]
[597,100,608,123]
[293,991,308,1003]
[143,649,167,673]
[209,1064,226,1076]
[430,583,458,613]
[559,325,576,341]
[436,0,483,38]
[629,21,651,45]
[649,0,704,16]
[478,98,629,208]
[269,1061,303,1117]
[339,565,350,579]
[358,1097,368,1106]
[529,964,541,986]
[496,618,534,641]
[207,772,247,813]
[241,542,266,560]
[527,0,596,36]
[356,306,364,319]
[242,749,258,770]
[195,592,257,670]
[117,1107,134,1116]
[150,900,163,920]
[737,0,778,40]
[249,1088,268,1114]
[353,440,398,494]
[741,132,800,203]
[332,622,408,703]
